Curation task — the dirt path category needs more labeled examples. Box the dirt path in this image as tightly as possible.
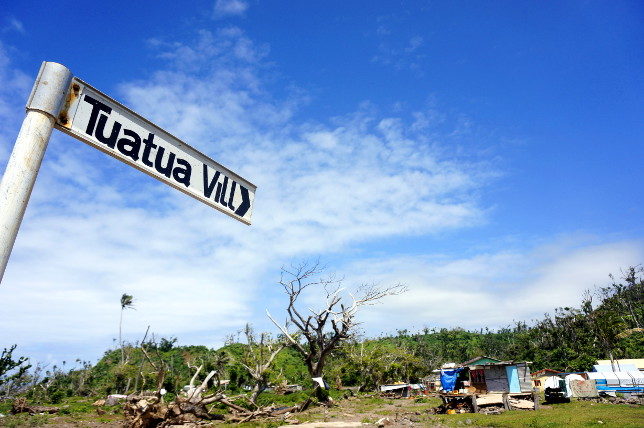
[281,397,454,427]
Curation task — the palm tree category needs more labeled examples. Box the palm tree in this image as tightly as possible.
[119,293,134,364]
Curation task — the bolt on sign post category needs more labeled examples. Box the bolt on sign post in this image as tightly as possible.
[0,62,256,283]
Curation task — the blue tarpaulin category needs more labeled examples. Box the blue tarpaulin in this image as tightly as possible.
[440,368,463,392]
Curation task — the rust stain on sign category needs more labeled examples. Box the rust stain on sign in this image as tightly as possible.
[57,82,80,127]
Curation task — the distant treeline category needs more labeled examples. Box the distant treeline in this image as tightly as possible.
[3,267,642,401]
[365,266,643,375]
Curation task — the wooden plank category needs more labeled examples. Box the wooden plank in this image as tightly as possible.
[474,393,505,405]
[532,391,540,410]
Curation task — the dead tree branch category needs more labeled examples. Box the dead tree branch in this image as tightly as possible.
[267,261,407,401]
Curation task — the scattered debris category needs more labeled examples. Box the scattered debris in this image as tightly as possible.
[10,398,59,415]
[279,423,364,428]
[105,393,128,406]
[376,416,393,426]
[508,398,536,410]
[379,383,425,399]
[478,405,505,415]
[93,398,106,406]
[578,395,644,406]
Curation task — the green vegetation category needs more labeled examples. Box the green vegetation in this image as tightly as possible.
[0,267,641,426]
[0,413,49,428]
[0,345,31,396]
[7,268,644,401]
[0,399,12,414]
[253,389,344,408]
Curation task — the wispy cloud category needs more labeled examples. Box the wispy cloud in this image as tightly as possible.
[371,16,426,72]
[405,36,424,53]
[0,41,32,161]
[213,0,249,19]
[124,30,491,249]
[2,17,25,34]
[372,35,426,72]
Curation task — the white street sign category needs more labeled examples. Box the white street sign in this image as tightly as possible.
[55,78,256,224]
[2,62,257,283]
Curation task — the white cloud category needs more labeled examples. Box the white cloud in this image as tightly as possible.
[0,41,32,161]
[370,19,426,72]
[347,239,644,333]
[121,30,490,250]
[3,17,25,34]
[213,0,249,19]
[405,36,423,53]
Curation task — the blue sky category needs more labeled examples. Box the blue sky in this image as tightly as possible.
[0,1,642,366]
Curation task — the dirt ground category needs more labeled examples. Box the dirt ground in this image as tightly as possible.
[0,397,453,428]
[288,396,449,427]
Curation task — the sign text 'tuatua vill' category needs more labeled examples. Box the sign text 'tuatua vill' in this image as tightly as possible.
[56,79,255,224]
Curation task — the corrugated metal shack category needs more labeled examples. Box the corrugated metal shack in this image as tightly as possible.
[438,360,538,413]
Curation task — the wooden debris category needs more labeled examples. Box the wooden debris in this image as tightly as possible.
[105,394,128,406]
[10,398,59,415]
[475,393,504,405]
[123,368,309,426]
[508,398,536,410]
[376,416,393,426]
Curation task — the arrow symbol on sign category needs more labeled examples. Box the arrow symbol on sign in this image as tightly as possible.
[234,185,251,217]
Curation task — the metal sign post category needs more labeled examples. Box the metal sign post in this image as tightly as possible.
[0,62,72,282]
[0,62,256,284]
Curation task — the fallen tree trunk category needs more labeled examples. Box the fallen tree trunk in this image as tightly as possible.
[123,366,313,426]
[225,404,301,423]
[124,392,227,428]
[11,398,59,415]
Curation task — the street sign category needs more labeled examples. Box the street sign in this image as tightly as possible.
[2,62,257,283]
[55,78,256,224]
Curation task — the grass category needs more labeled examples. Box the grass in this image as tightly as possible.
[0,402,11,415]
[1,393,641,427]
[238,395,643,428]
[429,400,644,427]
[57,396,97,414]
[0,413,49,428]
[0,395,125,427]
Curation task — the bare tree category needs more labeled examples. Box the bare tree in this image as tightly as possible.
[267,262,406,401]
[230,324,286,406]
